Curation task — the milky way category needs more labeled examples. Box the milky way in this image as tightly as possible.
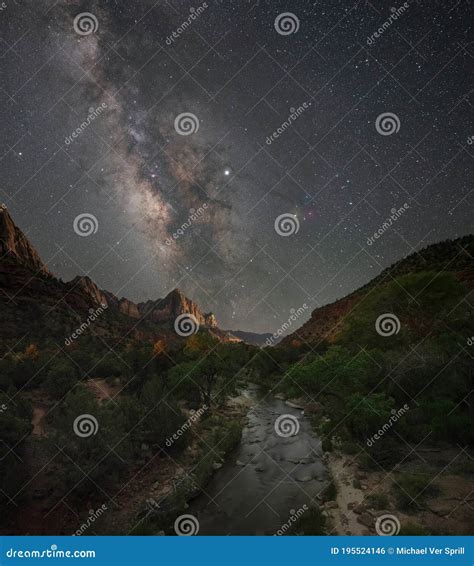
[1,0,472,332]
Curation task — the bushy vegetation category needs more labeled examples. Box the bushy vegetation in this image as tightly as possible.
[292,506,326,535]
[398,521,429,536]
[0,330,254,527]
[250,271,473,460]
[366,492,389,510]
[0,390,32,510]
[394,472,438,511]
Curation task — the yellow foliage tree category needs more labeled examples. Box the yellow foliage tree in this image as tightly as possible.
[153,339,167,356]
[24,344,39,360]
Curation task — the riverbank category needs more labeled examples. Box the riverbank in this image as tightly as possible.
[108,390,253,535]
[95,386,332,536]
[270,394,473,537]
[323,446,473,536]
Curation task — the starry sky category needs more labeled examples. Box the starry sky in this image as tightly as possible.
[1,0,472,333]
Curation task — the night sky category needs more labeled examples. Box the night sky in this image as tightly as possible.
[1,0,472,333]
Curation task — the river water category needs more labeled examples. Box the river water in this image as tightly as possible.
[189,385,329,535]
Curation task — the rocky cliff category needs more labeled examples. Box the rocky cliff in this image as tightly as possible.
[70,276,110,307]
[0,207,51,276]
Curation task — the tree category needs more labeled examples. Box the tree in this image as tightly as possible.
[0,391,32,511]
[44,359,79,400]
[24,344,39,360]
[345,392,395,440]
[49,386,131,495]
[168,332,241,406]
[153,339,166,356]
[283,346,381,398]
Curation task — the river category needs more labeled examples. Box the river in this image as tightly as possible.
[188,385,329,535]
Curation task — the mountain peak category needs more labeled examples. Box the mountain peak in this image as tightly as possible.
[0,207,51,276]
[139,288,218,328]
[166,288,186,300]
[70,275,109,306]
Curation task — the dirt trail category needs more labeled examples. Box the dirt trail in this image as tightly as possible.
[31,405,46,437]
[85,378,120,404]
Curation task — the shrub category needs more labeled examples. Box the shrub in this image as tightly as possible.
[44,359,79,399]
[340,441,359,455]
[0,392,32,512]
[399,521,429,535]
[321,436,333,452]
[346,392,395,441]
[366,492,389,510]
[394,473,438,511]
[293,506,326,535]
[322,480,337,501]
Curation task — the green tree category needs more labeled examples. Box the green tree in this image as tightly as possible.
[49,386,131,495]
[345,392,395,440]
[0,391,32,511]
[44,359,79,400]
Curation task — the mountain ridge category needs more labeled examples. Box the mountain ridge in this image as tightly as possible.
[280,235,474,347]
[0,207,221,343]
[223,329,276,346]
